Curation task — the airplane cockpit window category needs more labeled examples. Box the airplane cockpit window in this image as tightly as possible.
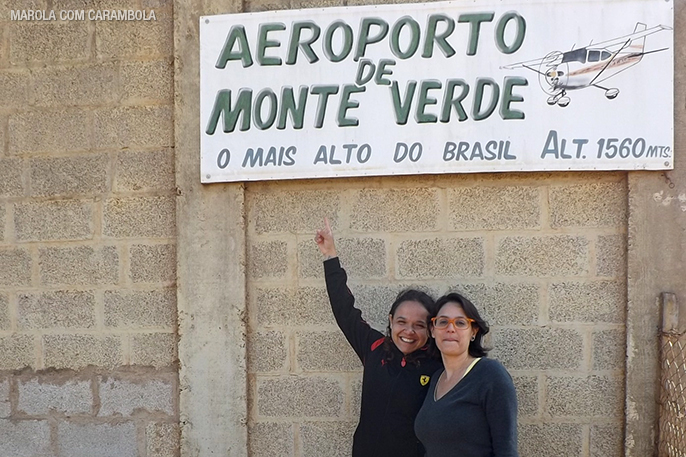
[562,48,587,64]
[601,51,611,60]
[588,50,601,62]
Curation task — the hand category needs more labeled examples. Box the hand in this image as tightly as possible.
[314,217,337,258]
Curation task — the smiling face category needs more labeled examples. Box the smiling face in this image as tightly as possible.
[388,300,430,355]
[431,301,478,357]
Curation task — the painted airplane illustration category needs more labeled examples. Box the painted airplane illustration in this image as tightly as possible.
[501,23,671,107]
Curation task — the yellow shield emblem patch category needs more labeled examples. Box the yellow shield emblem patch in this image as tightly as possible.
[420,375,430,386]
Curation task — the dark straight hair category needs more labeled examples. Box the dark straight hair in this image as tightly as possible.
[383,288,439,365]
[434,292,490,357]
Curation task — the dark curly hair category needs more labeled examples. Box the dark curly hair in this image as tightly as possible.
[433,292,490,357]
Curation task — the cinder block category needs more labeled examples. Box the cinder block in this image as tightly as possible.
[397,238,484,279]
[39,246,119,286]
[104,289,176,329]
[10,111,91,155]
[350,377,362,418]
[546,375,624,417]
[18,378,92,415]
[250,190,340,234]
[292,0,343,8]
[596,235,627,277]
[549,182,626,227]
[94,106,173,149]
[593,329,626,370]
[518,423,582,457]
[30,155,107,196]
[311,238,386,279]
[0,419,51,457]
[130,333,176,367]
[244,0,290,12]
[549,281,625,323]
[248,331,287,373]
[351,284,418,331]
[0,248,32,286]
[0,116,6,155]
[122,60,173,102]
[95,14,172,58]
[129,244,176,283]
[146,422,179,457]
[490,328,583,370]
[300,421,356,457]
[114,149,174,192]
[591,423,623,457]
[257,376,344,417]
[99,377,173,416]
[0,204,4,242]
[457,283,539,326]
[512,375,538,418]
[249,241,288,279]
[296,331,360,371]
[0,378,9,418]
[56,0,138,9]
[256,287,334,326]
[248,422,294,457]
[18,290,96,329]
[43,334,122,369]
[350,188,439,232]
[10,22,89,63]
[58,422,137,457]
[0,158,22,197]
[0,335,34,370]
[496,236,588,277]
[32,63,118,107]
[0,70,28,108]
[15,200,93,242]
[104,196,175,238]
[448,186,541,230]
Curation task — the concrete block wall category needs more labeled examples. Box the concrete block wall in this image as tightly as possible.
[245,172,627,457]
[0,1,178,455]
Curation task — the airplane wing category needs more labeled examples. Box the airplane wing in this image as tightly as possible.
[500,54,560,70]
[579,23,671,50]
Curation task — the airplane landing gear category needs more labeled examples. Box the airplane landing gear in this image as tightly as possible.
[605,88,619,99]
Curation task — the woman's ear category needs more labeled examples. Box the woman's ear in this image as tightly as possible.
[388,314,393,329]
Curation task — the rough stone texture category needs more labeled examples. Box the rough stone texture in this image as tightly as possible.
[39,246,119,286]
[0,204,4,241]
[457,283,540,326]
[549,281,626,323]
[0,335,34,369]
[0,157,23,197]
[32,64,118,107]
[0,379,9,418]
[122,60,174,102]
[549,182,626,227]
[297,331,360,371]
[96,14,173,58]
[18,290,96,329]
[397,238,484,278]
[298,238,388,279]
[248,422,294,457]
[129,244,176,283]
[130,333,176,367]
[248,331,287,372]
[250,189,340,234]
[30,155,107,196]
[593,329,626,370]
[496,236,588,277]
[245,0,292,11]
[0,248,31,286]
[256,287,333,326]
[350,377,362,418]
[104,289,176,329]
[512,375,538,418]
[58,422,137,457]
[43,335,121,369]
[519,423,582,457]
[291,0,344,8]
[249,241,288,279]
[596,234,627,277]
[99,377,173,416]
[18,378,92,415]
[10,22,89,63]
[15,200,93,242]
[546,375,624,417]
[114,150,175,192]
[104,196,176,238]
[300,421,356,457]
[94,106,174,149]
[9,110,91,155]
[257,377,344,417]
[591,423,623,457]
[0,70,28,108]
[0,293,8,331]
[448,186,541,230]
[490,328,583,370]
[0,419,51,457]
[349,188,439,232]
[147,422,179,457]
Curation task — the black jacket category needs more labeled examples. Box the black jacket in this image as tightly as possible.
[324,258,442,457]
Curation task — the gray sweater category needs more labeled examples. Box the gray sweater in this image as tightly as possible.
[414,358,519,457]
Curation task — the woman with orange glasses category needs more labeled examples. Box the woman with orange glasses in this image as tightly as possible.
[414,292,519,457]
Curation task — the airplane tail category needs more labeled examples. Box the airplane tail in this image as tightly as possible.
[630,22,647,62]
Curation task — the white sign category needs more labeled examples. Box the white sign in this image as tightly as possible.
[200,0,673,183]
